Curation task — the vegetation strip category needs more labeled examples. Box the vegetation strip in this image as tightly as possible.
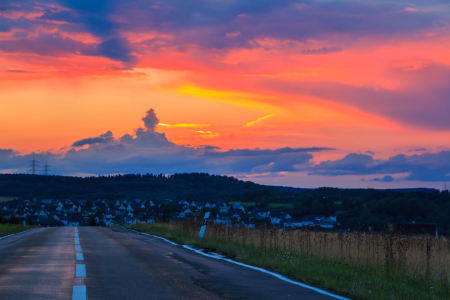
[0,225,34,239]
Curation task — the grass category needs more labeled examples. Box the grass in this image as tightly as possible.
[229,201,256,206]
[268,203,294,209]
[228,202,293,209]
[0,197,16,203]
[129,221,450,300]
[0,224,35,238]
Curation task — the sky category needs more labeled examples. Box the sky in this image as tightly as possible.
[1,0,450,189]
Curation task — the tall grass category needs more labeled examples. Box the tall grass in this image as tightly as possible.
[130,221,450,300]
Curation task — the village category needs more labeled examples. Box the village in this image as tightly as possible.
[0,198,341,229]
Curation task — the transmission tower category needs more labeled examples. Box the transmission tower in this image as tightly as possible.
[29,156,39,175]
[44,161,50,176]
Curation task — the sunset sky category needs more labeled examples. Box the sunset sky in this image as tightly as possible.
[1,0,450,189]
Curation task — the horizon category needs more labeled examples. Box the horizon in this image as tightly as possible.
[2,1,450,189]
[0,172,444,192]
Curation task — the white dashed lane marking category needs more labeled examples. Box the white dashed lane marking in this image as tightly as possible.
[76,264,86,277]
[73,228,86,300]
[72,286,87,300]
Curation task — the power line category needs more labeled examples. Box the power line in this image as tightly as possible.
[44,161,50,176]
[28,156,39,175]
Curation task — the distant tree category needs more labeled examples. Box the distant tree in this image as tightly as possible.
[162,202,176,217]
[88,216,97,226]
[8,215,21,224]
[86,200,93,208]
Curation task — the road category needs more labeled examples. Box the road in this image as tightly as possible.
[0,227,347,300]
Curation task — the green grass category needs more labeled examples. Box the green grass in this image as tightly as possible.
[0,196,16,203]
[0,224,35,238]
[268,203,294,209]
[228,202,293,209]
[129,223,450,300]
[229,201,256,206]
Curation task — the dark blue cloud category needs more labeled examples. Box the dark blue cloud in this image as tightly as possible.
[367,175,395,182]
[72,131,114,147]
[310,151,450,182]
[96,38,135,64]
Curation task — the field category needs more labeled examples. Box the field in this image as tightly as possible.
[228,202,293,209]
[130,221,450,300]
[0,197,16,203]
[0,224,35,238]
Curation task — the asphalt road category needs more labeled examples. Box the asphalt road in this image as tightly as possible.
[0,227,346,300]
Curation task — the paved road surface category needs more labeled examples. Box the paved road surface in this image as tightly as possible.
[0,227,345,300]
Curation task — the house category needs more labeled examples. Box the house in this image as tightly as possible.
[284,218,305,228]
[305,215,326,222]
[214,213,232,227]
[178,209,195,218]
[315,221,335,229]
[178,200,190,206]
[242,220,256,228]
[232,203,245,213]
[270,211,290,224]
[328,211,345,222]
[248,208,270,218]
[214,199,226,206]
[194,201,211,210]
[176,203,190,211]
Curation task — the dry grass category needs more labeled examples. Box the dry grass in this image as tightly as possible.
[130,221,450,300]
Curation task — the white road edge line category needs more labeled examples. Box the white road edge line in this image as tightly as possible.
[72,286,86,300]
[76,264,86,277]
[123,228,350,300]
[0,229,33,240]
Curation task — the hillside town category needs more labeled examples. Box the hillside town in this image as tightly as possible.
[0,198,341,229]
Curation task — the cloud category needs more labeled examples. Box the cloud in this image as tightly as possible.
[310,151,450,182]
[1,0,447,64]
[158,123,210,128]
[301,47,342,55]
[204,147,332,157]
[257,63,450,130]
[244,114,275,127]
[96,38,136,65]
[0,149,18,158]
[366,175,395,182]
[2,106,450,183]
[72,131,114,147]
[0,108,335,176]
[142,108,159,132]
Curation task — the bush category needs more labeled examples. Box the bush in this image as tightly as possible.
[88,216,97,226]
